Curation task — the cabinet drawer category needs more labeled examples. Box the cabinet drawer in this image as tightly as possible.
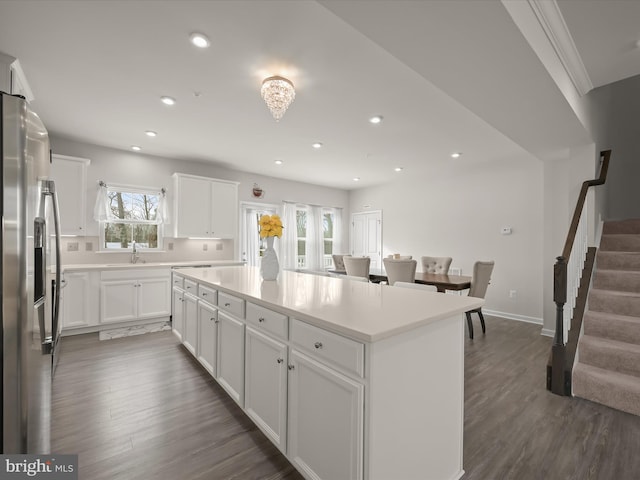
[172,274,184,289]
[184,279,197,294]
[198,284,218,305]
[290,319,364,378]
[218,292,245,318]
[246,302,288,340]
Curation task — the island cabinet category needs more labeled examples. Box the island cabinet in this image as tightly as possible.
[171,286,185,342]
[173,266,482,480]
[172,173,238,239]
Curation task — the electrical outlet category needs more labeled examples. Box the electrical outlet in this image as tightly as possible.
[168,242,174,251]
[85,242,93,251]
[509,289,517,299]
[216,243,223,251]
[67,242,79,252]
[203,243,208,251]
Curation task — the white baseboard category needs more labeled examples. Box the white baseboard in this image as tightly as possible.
[540,328,555,337]
[483,309,543,325]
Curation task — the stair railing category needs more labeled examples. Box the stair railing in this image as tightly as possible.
[550,149,610,395]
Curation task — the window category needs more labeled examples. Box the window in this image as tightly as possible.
[100,186,163,250]
[295,206,338,270]
[323,210,335,268]
[296,208,307,268]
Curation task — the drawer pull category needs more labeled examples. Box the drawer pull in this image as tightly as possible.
[224,302,231,307]
[202,292,207,296]
[314,342,323,349]
[258,317,265,323]
[288,364,295,371]
[277,358,284,364]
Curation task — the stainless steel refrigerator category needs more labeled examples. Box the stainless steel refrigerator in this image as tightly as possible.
[1,92,61,453]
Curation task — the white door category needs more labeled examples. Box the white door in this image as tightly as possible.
[244,327,288,453]
[172,287,184,341]
[287,349,364,480]
[137,277,171,318]
[217,311,245,406]
[182,293,199,356]
[351,210,382,271]
[197,302,217,375]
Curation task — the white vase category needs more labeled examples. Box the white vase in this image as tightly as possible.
[261,236,279,281]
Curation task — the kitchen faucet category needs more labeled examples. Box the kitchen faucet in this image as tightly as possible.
[131,241,140,264]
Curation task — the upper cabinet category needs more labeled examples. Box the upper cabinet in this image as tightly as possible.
[173,173,238,239]
[0,53,34,102]
[50,154,90,236]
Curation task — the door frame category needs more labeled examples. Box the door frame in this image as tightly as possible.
[350,210,382,271]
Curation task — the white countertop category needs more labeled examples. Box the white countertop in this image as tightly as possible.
[174,266,484,343]
[61,260,244,272]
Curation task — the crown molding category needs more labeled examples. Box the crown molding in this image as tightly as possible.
[528,0,593,96]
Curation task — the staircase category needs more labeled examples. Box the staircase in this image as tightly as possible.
[573,219,640,416]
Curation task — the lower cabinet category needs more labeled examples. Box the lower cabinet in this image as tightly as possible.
[61,271,98,329]
[216,311,245,405]
[197,301,218,375]
[182,292,198,355]
[244,326,288,453]
[100,269,171,324]
[287,349,364,480]
[172,287,185,341]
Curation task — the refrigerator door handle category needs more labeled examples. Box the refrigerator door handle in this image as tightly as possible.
[41,180,62,347]
[34,217,52,354]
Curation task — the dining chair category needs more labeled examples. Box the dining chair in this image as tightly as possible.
[332,254,349,273]
[394,281,438,292]
[465,260,495,339]
[383,258,417,286]
[343,256,371,280]
[421,256,453,274]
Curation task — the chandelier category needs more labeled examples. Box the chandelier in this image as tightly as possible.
[261,76,295,121]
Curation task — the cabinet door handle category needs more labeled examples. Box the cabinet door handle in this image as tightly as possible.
[277,358,284,364]
[224,303,230,307]
[214,320,219,324]
[288,364,295,371]
[314,342,323,349]
[210,317,215,322]
[202,292,207,296]
[258,317,265,323]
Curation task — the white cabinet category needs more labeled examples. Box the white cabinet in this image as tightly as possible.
[60,271,98,329]
[216,310,245,406]
[173,173,238,239]
[182,292,198,355]
[100,269,171,324]
[287,349,364,480]
[197,301,218,375]
[50,154,90,236]
[244,326,288,452]
[0,54,33,102]
[172,286,184,342]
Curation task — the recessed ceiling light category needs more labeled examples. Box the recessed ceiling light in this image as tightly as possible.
[160,96,176,106]
[145,130,157,137]
[353,177,360,182]
[131,146,141,151]
[394,167,403,172]
[451,152,462,158]
[190,32,210,48]
[274,160,283,165]
[369,115,383,124]
[312,142,323,149]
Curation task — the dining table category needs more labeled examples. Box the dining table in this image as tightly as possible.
[329,268,472,292]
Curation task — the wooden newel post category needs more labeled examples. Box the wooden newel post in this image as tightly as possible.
[552,256,568,395]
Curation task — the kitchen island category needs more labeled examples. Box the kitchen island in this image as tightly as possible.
[173,265,483,480]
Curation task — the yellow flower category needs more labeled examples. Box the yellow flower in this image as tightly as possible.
[259,214,283,238]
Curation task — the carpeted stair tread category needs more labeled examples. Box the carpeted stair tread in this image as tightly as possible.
[589,288,640,317]
[579,334,640,378]
[573,362,640,417]
[593,269,640,293]
[600,234,640,252]
[597,251,640,271]
[602,219,640,235]
[584,311,640,345]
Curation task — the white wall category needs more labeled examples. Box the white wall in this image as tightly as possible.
[50,136,350,264]
[349,152,544,322]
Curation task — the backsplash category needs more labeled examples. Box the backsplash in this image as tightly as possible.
[59,237,235,265]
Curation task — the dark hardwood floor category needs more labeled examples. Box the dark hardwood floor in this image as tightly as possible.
[52,316,640,480]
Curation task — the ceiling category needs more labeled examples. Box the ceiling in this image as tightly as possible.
[0,0,638,190]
